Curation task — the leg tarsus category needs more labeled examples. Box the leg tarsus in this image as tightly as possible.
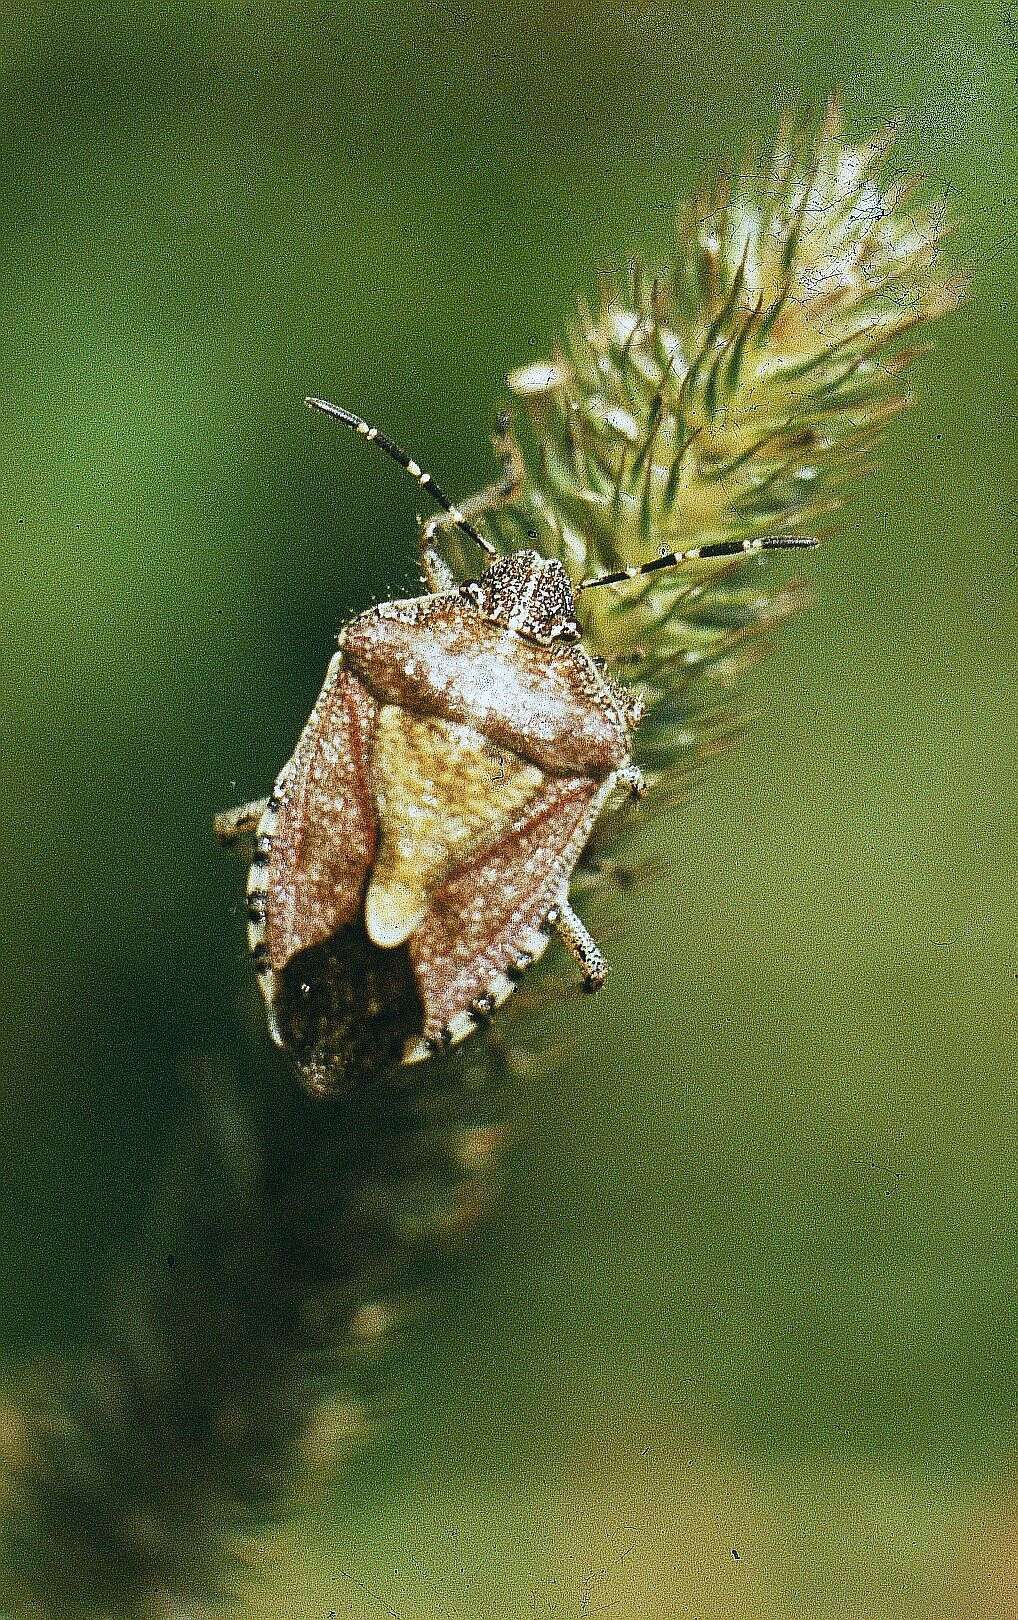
[419,541,456,593]
[213,797,269,847]
[550,893,608,991]
[616,763,647,800]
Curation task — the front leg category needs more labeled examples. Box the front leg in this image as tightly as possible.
[213,796,269,847]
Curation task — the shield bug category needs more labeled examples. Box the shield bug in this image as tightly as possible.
[216,397,816,1065]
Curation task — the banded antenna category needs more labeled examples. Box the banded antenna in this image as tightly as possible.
[305,396,497,558]
[577,534,818,590]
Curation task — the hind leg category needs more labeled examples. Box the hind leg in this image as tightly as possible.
[548,891,608,991]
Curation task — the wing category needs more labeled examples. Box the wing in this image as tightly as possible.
[405,772,609,1060]
[262,654,378,971]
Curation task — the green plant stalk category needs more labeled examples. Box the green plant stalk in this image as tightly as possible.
[0,101,962,1618]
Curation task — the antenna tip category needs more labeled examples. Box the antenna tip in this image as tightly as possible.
[305,396,357,427]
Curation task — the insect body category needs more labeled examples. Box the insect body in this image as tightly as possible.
[216,398,815,1066]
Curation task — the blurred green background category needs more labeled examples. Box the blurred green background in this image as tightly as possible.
[0,1,1015,1615]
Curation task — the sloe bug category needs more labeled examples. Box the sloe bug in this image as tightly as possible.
[216,397,815,1064]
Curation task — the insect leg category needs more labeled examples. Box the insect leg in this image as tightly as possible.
[548,892,608,991]
[616,764,647,799]
[213,797,270,847]
[418,412,525,589]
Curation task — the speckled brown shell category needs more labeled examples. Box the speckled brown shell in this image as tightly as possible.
[342,593,636,776]
[256,582,640,1059]
[263,653,378,970]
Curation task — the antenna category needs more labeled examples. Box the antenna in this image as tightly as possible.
[577,534,818,591]
[305,396,497,558]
